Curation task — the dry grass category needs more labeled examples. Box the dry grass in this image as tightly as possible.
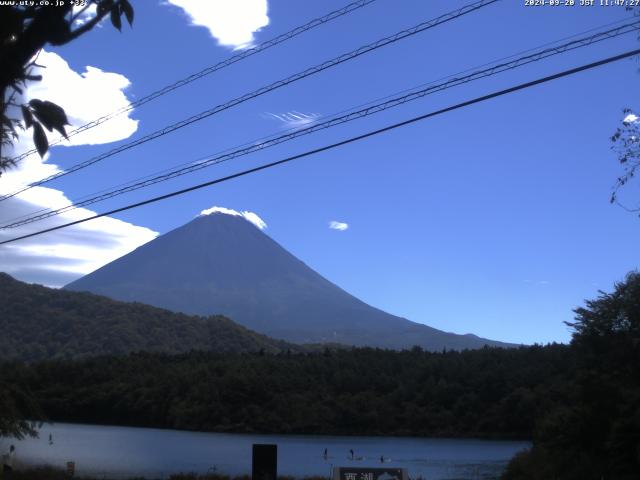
[7,468,329,480]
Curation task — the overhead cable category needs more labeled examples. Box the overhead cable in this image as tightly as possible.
[0,0,500,202]
[1,47,638,245]
[3,19,638,229]
[6,0,379,165]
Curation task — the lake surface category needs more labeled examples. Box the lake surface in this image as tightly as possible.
[2,423,529,480]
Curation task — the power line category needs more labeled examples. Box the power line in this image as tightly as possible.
[0,0,499,202]
[5,15,633,224]
[6,0,378,165]
[2,47,638,246]
[3,19,639,229]
[4,18,637,227]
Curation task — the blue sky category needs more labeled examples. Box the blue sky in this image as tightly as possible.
[1,0,639,344]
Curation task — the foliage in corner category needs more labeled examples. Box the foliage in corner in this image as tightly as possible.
[0,0,134,175]
[502,272,640,480]
[610,5,640,213]
[0,379,43,439]
[0,0,134,441]
[611,109,640,213]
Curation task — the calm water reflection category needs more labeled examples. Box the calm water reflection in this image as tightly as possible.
[2,423,529,480]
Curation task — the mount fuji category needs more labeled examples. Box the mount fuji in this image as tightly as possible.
[65,210,514,350]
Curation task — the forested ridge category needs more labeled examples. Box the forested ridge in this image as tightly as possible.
[0,273,297,361]
[1,345,570,438]
[1,272,638,478]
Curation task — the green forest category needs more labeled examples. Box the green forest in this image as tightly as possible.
[1,272,638,479]
[0,273,297,361]
[502,271,640,480]
[0,344,570,438]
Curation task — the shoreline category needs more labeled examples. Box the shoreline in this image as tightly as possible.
[19,419,531,443]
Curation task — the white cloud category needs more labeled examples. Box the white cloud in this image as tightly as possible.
[0,190,157,288]
[264,111,321,128]
[0,51,153,288]
[1,49,140,194]
[71,3,99,28]
[329,221,349,231]
[167,0,269,49]
[23,50,138,146]
[623,113,639,124]
[200,206,267,230]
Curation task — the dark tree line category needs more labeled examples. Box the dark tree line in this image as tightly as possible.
[0,271,297,439]
[2,273,638,478]
[0,344,572,439]
[503,272,640,480]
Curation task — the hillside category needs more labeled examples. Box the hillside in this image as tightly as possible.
[66,212,515,351]
[0,273,295,362]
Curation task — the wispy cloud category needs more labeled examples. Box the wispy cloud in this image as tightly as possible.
[623,112,639,124]
[166,0,269,49]
[0,50,153,288]
[200,206,267,230]
[264,111,321,129]
[329,221,349,231]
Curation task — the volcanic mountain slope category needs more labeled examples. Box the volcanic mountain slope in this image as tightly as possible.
[66,212,514,350]
[0,272,295,362]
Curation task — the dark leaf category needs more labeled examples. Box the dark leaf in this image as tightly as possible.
[29,100,53,131]
[1,121,18,143]
[0,6,21,30]
[120,0,134,26]
[21,106,33,129]
[57,123,68,139]
[111,6,122,31]
[97,0,115,16]
[23,74,43,82]
[46,11,73,46]
[33,122,49,157]
[1,116,13,129]
[29,100,69,138]
[28,99,44,110]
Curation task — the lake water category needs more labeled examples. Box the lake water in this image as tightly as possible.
[2,423,529,480]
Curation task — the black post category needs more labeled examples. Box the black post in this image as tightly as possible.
[252,444,277,480]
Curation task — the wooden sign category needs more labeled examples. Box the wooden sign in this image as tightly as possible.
[332,467,408,480]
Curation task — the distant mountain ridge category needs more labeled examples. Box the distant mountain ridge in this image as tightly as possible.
[66,212,515,350]
[0,272,296,362]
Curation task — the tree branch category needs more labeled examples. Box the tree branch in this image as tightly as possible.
[64,8,110,43]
